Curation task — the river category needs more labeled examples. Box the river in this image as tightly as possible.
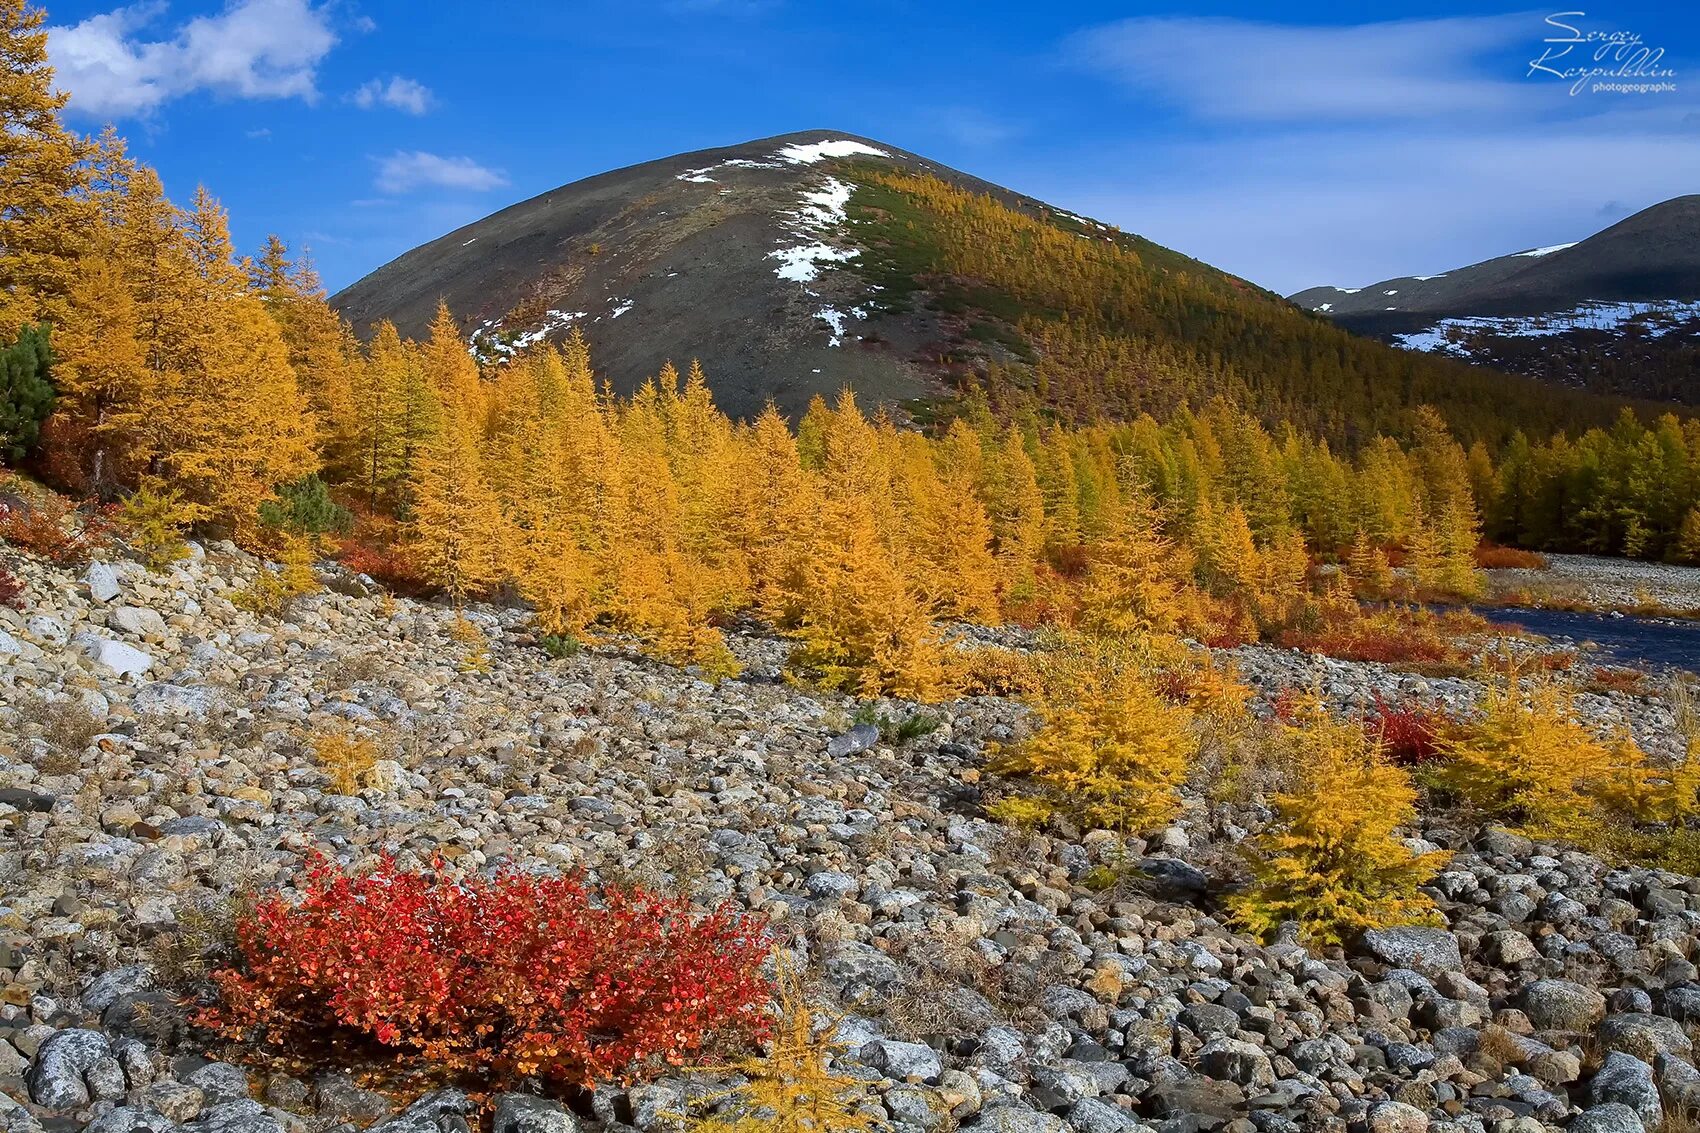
[1479,605,1700,673]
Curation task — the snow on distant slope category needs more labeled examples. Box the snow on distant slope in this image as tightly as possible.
[1394,299,1700,355]
[1515,242,1578,258]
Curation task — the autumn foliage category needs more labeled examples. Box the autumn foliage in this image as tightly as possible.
[1362,695,1450,766]
[1230,698,1449,945]
[993,635,1198,835]
[206,855,773,1088]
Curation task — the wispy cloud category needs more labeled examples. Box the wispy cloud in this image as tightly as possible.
[1068,14,1538,122]
[351,75,433,114]
[1051,11,1698,292]
[49,0,338,119]
[373,151,508,194]
[927,106,1021,147]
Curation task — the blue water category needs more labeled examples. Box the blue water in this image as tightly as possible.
[1478,606,1700,673]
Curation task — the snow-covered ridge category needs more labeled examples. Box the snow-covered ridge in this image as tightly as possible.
[1514,242,1577,258]
[775,139,889,165]
[1393,299,1700,354]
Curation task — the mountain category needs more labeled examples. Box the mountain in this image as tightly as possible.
[1290,197,1700,403]
[332,130,1030,421]
[333,130,1638,443]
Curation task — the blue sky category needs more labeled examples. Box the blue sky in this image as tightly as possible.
[40,0,1700,295]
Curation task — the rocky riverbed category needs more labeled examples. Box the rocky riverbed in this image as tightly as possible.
[1486,554,1700,615]
[2,544,1699,1133]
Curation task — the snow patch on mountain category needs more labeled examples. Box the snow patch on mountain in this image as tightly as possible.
[775,139,889,164]
[1514,242,1577,258]
[766,172,874,345]
[1394,299,1700,354]
[468,308,587,360]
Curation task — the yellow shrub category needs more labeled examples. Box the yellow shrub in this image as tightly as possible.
[953,647,1039,698]
[995,635,1196,836]
[233,534,319,617]
[450,615,493,675]
[1433,667,1643,838]
[688,957,878,1133]
[311,729,381,794]
[1230,699,1449,946]
[985,795,1056,828]
[116,477,192,571]
[1605,737,1700,827]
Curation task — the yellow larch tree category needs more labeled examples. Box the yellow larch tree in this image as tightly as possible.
[409,393,507,605]
[0,0,92,333]
[996,635,1196,836]
[978,424,1047,597]
[1230,697,1448,946]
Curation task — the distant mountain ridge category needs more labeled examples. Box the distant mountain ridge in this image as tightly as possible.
[332,129,1642,440]
[1291,197,1700,403]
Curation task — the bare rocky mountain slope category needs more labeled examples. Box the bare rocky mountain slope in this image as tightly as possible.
[332,130,1066,420]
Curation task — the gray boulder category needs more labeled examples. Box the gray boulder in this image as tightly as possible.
[182,1101,290,1133]
[187,1063,252,1106]
[1569,1103,1650,1133]
[827,723,880,757]
[1356,927,1462,976]
[491,1095,577,1133]
[1065,1098,1152,1133]
[1519,979,1607,1032]
[861,1038,943,1082]
[26,1028,126,1109]
[1596,1012,1693,1061]
[972,1109,1069,1133]
[1587,1051,1662,1129]
[367,1090,473,1133]
[84,1108,180,1133]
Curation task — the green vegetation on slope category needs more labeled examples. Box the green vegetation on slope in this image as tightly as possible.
[839,163,1652,449]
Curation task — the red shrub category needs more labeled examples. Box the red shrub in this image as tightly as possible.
[0,566,23,610]
[0,495,109,565]
[1280,625,1450,665]
[1475,543,1548,570]
[205,855,773,1087]
[337,537,431,596]
[1363,695,1450,765]
[1589,666,1647,695]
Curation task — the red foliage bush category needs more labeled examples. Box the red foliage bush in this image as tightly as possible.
[1279,625,1451,665]
[1475,543,1548,570]
[337,537,431,596]
[205,855,773,1087]
[0,493,114,566]
[0,566,23,610]
[1363,695,1450,765]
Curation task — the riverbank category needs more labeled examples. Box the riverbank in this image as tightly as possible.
[1484,552,1700,616]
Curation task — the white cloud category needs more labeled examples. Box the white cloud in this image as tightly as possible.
[1069,14,1540,122]
[1047,12,1700,291]
[1035,123,1700,295]
[49,0,337,119]
[351,75,432,114]
[374,151,508,194]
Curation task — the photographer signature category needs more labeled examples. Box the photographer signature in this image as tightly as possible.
[1528,12,1676,95]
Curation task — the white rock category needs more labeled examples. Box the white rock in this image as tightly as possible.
[24,616,67,645]
[84,562,121,603]
[76,633,153,679]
